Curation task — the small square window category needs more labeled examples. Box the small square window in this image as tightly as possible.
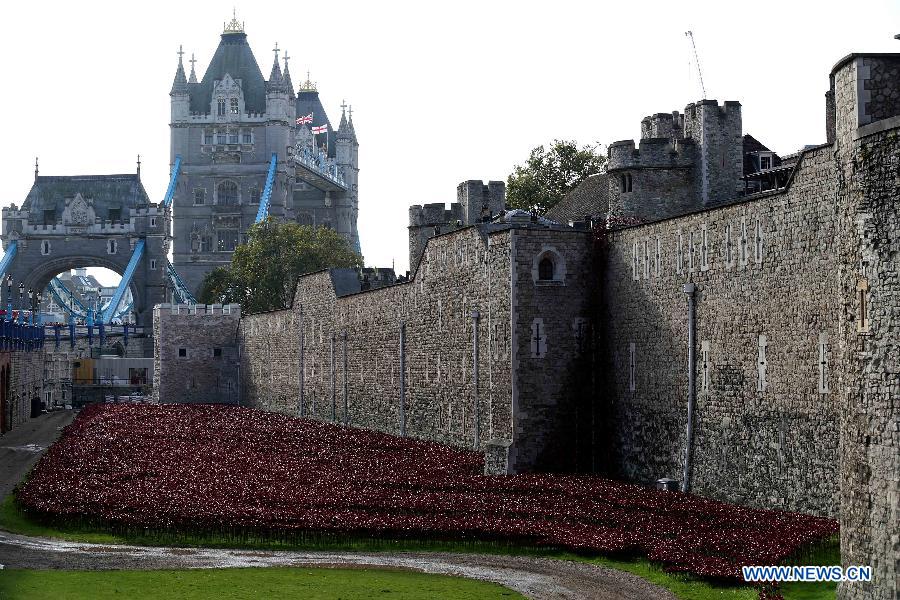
[178,348,187,357]
[760,155,771,170]
[213,348,222,358]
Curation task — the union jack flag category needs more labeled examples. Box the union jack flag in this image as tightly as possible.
[295,113,313,125]
[311,124,328,135]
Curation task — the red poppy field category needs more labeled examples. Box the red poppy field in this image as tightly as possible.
[17,403,837,579]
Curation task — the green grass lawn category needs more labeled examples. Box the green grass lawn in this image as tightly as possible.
[0,496,839,600]
[0,567,523,599]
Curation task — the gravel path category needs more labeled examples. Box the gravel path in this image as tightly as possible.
[0,411,677,599]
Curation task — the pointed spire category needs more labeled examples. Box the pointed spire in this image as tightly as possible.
[34,157,39,182]
[188,53,198,84]
[171,45,188,95]
[338,99,350,133]
[348,105,356,136]
[283,51,295,98]
[267,42,286,92]
[136,154,141,180]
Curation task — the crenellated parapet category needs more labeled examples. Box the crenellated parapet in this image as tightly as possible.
[607,137,697,171]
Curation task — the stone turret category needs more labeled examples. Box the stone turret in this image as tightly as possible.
[607,99,743,221]
[408,180,505,272]
[170,46,190,121]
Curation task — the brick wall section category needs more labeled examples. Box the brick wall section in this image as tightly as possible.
[239,225,594,472]
[601,143,841,518]
[153,304,241,404]
[834,55,899,600]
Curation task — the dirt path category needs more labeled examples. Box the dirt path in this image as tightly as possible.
[0,530,677,600]
[0,410,75,500]
[0,411,677,599]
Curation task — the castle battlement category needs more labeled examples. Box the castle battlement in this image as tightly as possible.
[641,111,684,140]
[408,202,462,227]
[154,303,241,317]
[607,137,697,171]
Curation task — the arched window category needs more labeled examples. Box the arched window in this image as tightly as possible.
[620,173,633,193]
[230,98,239,114]
[107,239,118,254]
[297,213,313,226]
[532,247,566,285]
[217,99,226,116]
[538,256,554,280]
[217,181,238,206]
[41,240,51,256]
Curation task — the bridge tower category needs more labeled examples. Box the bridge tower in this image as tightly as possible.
[170,16,359,297]
[0,170,168,328]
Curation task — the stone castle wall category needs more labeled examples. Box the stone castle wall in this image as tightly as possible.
[601,143,841,518]
[239,225,594,472]
[153,304,241,405]
[833,55,900,600]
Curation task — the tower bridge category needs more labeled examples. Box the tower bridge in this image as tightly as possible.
[0,14,359,333]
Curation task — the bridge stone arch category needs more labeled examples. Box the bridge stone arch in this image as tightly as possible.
[19,255,147,323]
[1,173,169,327]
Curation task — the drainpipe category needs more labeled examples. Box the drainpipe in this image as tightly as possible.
[330,333,336,421]
[681,282,696,493]
[342,331,348,425]
[298,307,304,417]
[399,322,406,436]
[471,310,480,449]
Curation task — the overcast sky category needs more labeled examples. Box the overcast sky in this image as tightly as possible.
[2,0,898,285]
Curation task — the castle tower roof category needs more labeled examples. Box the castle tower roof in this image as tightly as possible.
[170,45,188,95]
[190,28,267,114]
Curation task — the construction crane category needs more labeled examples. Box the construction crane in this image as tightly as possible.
[685,30,707,99]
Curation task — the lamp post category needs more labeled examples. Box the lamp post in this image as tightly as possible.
[36,291,42,326]
[27,289,33,326]
[18,282,24,326]
[6,275,12,322]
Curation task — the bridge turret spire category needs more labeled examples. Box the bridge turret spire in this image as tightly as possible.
[170,45,188,95]
[188,52,198,84]
[283,51,295,99]
[267,42,285,90]
[338,99,350,134]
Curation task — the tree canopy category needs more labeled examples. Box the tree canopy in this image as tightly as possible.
[198,219,363,313]
[506,140,606,214]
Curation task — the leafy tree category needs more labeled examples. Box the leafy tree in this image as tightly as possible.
[198,219,363,313]
[506,140,606,213]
